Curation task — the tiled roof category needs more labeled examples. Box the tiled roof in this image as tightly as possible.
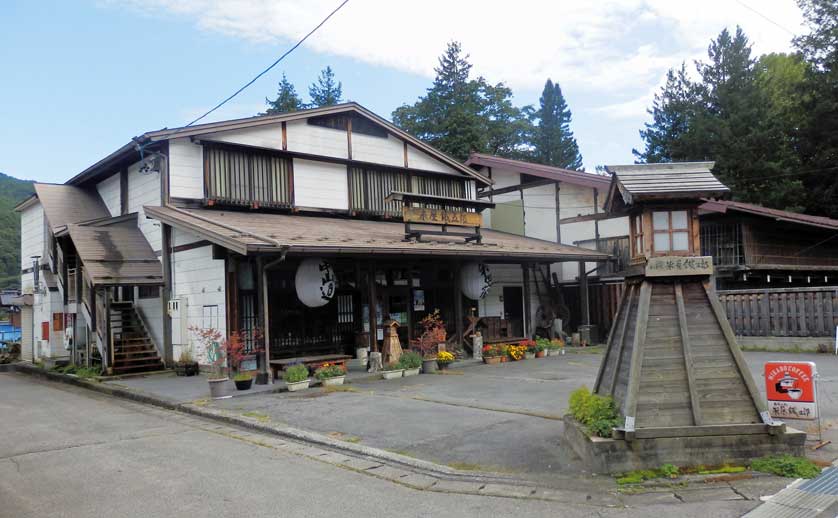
[604,162,729,209]
[144,205,610,262]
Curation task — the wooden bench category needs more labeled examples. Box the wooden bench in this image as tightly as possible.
[270,354,352,382]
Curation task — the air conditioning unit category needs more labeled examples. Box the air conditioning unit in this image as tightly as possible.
[167,298,189,345]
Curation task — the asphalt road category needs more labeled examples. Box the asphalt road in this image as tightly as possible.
[0,372,759,517]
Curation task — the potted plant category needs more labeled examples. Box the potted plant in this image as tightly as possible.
[189,326,228,399]
[535,338,548,358]
[314,362,346,386]
[174,346,199,376]
[522,339,537,360]
[380,361,404,380]
[550,338,566,356]
[437,350,455,370]
[399,351,422,376]
[507,343,526,361]
[283,364,310,392]
[413,309,447,373]
[223,330,254,391]
[482,344,502,365]
[499,344,510,362]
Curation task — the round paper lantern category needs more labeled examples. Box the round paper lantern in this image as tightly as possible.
[460,262,493,300]
[295,258,336,308]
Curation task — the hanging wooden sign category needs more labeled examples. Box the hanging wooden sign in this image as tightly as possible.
[403,207,482,227]
[645,256,713,277]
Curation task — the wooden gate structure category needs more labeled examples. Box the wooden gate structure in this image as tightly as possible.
[717,286,838,337]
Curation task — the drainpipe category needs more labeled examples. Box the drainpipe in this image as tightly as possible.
[260,246,290,383]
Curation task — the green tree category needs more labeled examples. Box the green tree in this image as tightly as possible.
[530,79,583,170]
[308,66,343,107]
[262,73,304,115]
[392,41,531,161]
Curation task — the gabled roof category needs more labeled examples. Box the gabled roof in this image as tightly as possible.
[700,199,838,231]
[67,102,491,186]
[144,205,609,262]
[465,153,611,190]
[15,183,111,232]
[604,162,728,211]
[68,219,162,286]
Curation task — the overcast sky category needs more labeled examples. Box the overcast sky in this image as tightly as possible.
[1,1,805,183]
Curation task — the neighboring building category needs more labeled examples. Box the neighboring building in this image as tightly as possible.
[16,103,606,375]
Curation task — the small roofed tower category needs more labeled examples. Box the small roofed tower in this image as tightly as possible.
[590,162,803,465]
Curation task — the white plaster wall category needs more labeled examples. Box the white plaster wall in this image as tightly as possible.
[127,160,162,252]
[523,183,558,242]
[203,124,283,150]
[168,138,204,200]
[292,158,349,210]
[485,168,522,231]
[20,203,44,294]
[96,173,121,217]
[136,293,164,355]
[286,120,348,159]
[171,228,226,364]
[352,132,404,167]
[477,264,524,319]
[406,144,459,175]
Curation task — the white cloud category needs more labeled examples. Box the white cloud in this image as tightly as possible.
[108,0,804,94]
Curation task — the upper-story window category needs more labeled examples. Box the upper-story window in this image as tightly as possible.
[308,113,388,138]
[652,210,690,253]
[205,146,292,208]
[349,166,471,217]
[631,214,644,257]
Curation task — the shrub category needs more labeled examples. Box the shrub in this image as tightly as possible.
[283,364,309,383]
[659,464,679,478]
[750,455,821,479]
[74,367,101,379]
[314,362,346,380]
[567,386,621,438]
[384,361,402,371]
[399,351,423,369]
[233,372,252,382]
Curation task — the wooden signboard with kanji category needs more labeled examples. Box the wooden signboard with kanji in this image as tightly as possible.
[402,207,482,228]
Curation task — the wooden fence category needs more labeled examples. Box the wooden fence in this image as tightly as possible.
[717,286,838,337]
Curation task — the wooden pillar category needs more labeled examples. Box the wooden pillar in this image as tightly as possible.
[368,262,378,352]
[259,257,271,383]
[522,263,532,337]
[554,182,561,244]
[160,224,173,366]
[579,262,590,326]
[454,262,464,349]
[105,288,113,375]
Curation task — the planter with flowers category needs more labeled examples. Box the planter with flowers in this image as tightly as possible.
[315,362,346,386]
[437,350,455,370]
[520,339,537,360]
[549,338,566,356]
[225,328,264,391]
[412,310,447,373]
[535,338,550,358]
[190,326,229,398]
[381,362,405,380]
[507,344,526,361]
[399,351,423,376]
[283,364,311,392]
[482,344,502,365]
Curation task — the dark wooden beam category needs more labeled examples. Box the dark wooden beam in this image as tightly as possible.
[120,168,129,216]
[559,211,626,224]
[522,264,532,337]
[160,224,173,366]
[477,178,556,198]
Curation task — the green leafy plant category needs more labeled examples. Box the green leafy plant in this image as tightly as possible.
[398,351,423,369]
[283,364,309,384]
[616,469,658,485]
[314,362,345,380]
[659,464,679,479]
[73,366,101,379]
[233,372,252,382]
[750,455,821,479]
[567,386,620,438]
[384,361,402,372]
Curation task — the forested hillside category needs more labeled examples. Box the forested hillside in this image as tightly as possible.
[0,173,34,289]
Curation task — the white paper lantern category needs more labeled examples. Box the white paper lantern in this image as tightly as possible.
[461,262,493,300]
[295,258,336,308]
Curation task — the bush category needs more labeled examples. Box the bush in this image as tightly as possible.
[750,455,821,479]
[314,362,345,380]
[568,386,621,438]
[659,463,679,478]
[384,361,402,371]
[233,372,252,381]
[283,364,309,383]
[399,351,422,369]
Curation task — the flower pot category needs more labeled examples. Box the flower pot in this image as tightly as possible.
[483,356,501,365]
[403,367,420,377]
[234,377,253,391]
[208,377,230,399]
[381,369,404,380]
[501,356,508,363]
[286,379,310,392]
[524,352,535,360]
[437,360,451,370]
[422,359,438,374]
[321,375,345,386]
[535,350,546,359]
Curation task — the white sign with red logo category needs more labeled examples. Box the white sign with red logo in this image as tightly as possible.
[764,361,817,420]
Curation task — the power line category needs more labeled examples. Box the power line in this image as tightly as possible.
[179,0,350,130]
[734,0,797,36]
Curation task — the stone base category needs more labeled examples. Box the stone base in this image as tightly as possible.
[562,416,807,474]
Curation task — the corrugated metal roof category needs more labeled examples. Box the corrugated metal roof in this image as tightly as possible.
[32,183,110,231]
[144,205,610,262]
[68,221,162,286]
[465,153,611,190]
[701,199,838,230]
[605,162,728,207]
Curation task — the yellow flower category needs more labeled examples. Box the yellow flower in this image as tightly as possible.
[437,351,455,362]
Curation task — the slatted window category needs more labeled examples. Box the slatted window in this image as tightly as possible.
[349,167,471,217]
[205,146,292,208]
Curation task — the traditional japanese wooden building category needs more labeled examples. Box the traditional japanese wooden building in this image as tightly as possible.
[576,163,805,470]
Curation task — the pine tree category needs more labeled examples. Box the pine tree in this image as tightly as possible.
[530,79,583,170]
[308,66,343,107]
[262,74,304,115]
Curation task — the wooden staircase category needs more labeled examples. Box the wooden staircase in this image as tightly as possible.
[110,301,164,375]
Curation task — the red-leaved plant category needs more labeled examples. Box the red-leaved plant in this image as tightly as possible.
[411,309,447,359]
